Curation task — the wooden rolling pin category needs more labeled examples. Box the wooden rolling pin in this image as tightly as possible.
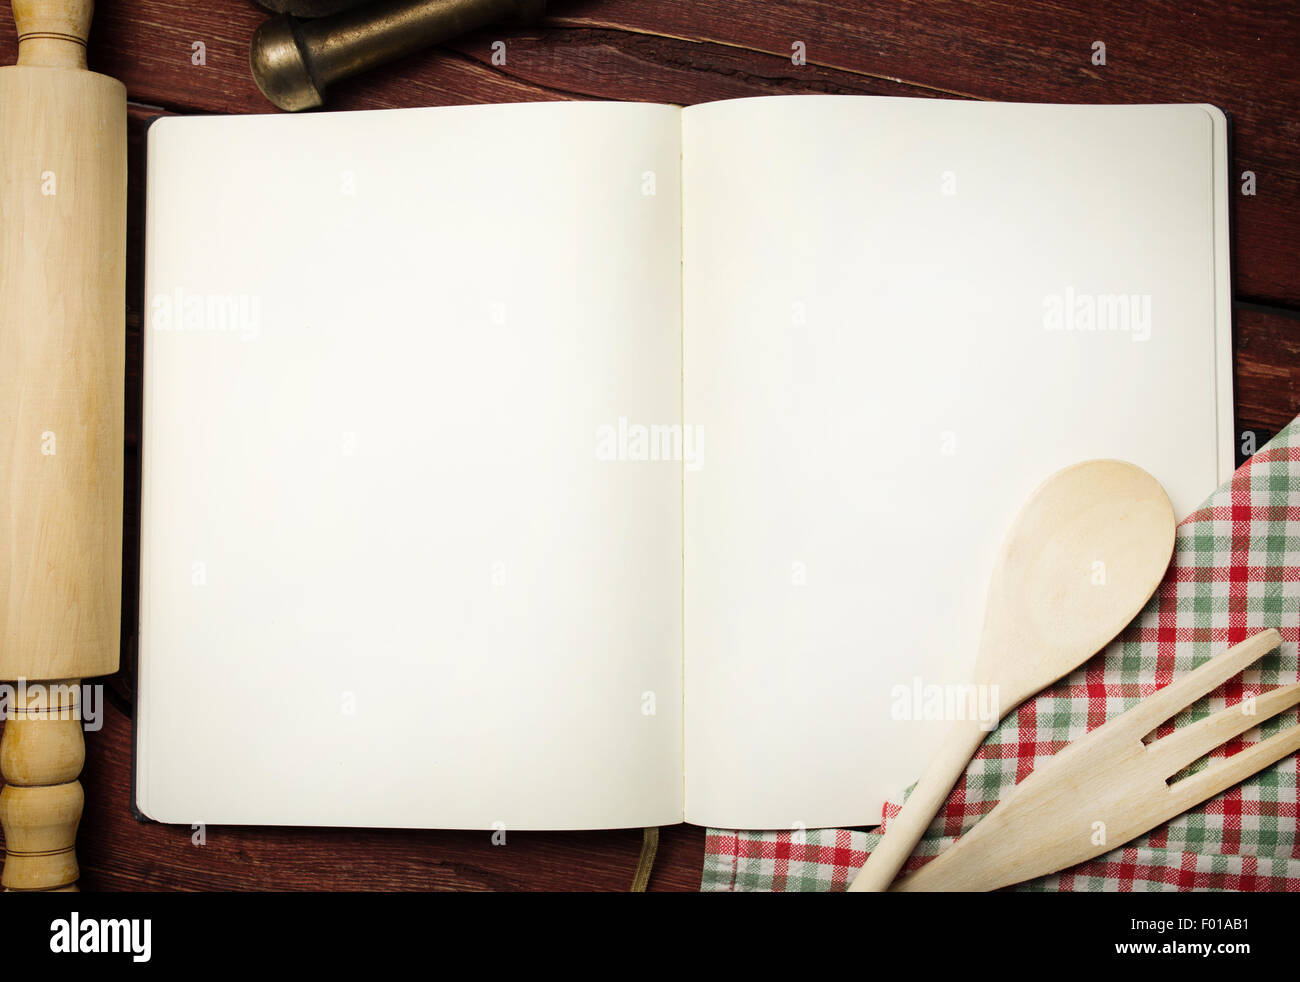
[0,0,126,892]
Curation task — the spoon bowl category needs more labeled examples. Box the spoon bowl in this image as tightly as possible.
[975,459,1178,709]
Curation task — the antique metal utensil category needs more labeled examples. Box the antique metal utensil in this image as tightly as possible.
[250,0,546,111]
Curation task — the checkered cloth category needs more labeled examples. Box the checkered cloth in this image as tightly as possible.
[703,417,1300,891]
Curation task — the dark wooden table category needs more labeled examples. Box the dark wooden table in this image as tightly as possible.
[1,0,1297,891]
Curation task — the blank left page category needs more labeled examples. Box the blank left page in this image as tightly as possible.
[137,103,683,830]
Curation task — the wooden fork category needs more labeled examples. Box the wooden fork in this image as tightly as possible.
[892,628,1299,891]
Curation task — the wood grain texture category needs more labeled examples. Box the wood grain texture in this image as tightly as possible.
[0,0,127,893]
[1,0,1297,891]
[0,24,126,683]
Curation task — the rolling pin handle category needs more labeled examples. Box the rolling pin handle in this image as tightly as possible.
[13,0,94,69]
[0,680,86,891]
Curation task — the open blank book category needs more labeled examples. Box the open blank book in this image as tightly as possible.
[137,95,1233,831]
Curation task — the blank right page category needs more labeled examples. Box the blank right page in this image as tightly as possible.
[681,96,1231,830]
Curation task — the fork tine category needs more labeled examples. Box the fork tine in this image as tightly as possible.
[1166,720,1300,814]
[1121,629,1282,734]
[1146,682,1300,777]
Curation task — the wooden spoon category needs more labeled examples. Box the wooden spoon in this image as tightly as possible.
[848,459,1176,892]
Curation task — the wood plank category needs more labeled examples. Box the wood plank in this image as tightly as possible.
[2,0,1297,893]
[1234,304,1300,436]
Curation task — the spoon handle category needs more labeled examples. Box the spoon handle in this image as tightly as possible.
[848,715,992,891]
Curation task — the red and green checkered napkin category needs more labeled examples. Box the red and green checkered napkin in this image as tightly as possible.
[703,417,1300,892]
